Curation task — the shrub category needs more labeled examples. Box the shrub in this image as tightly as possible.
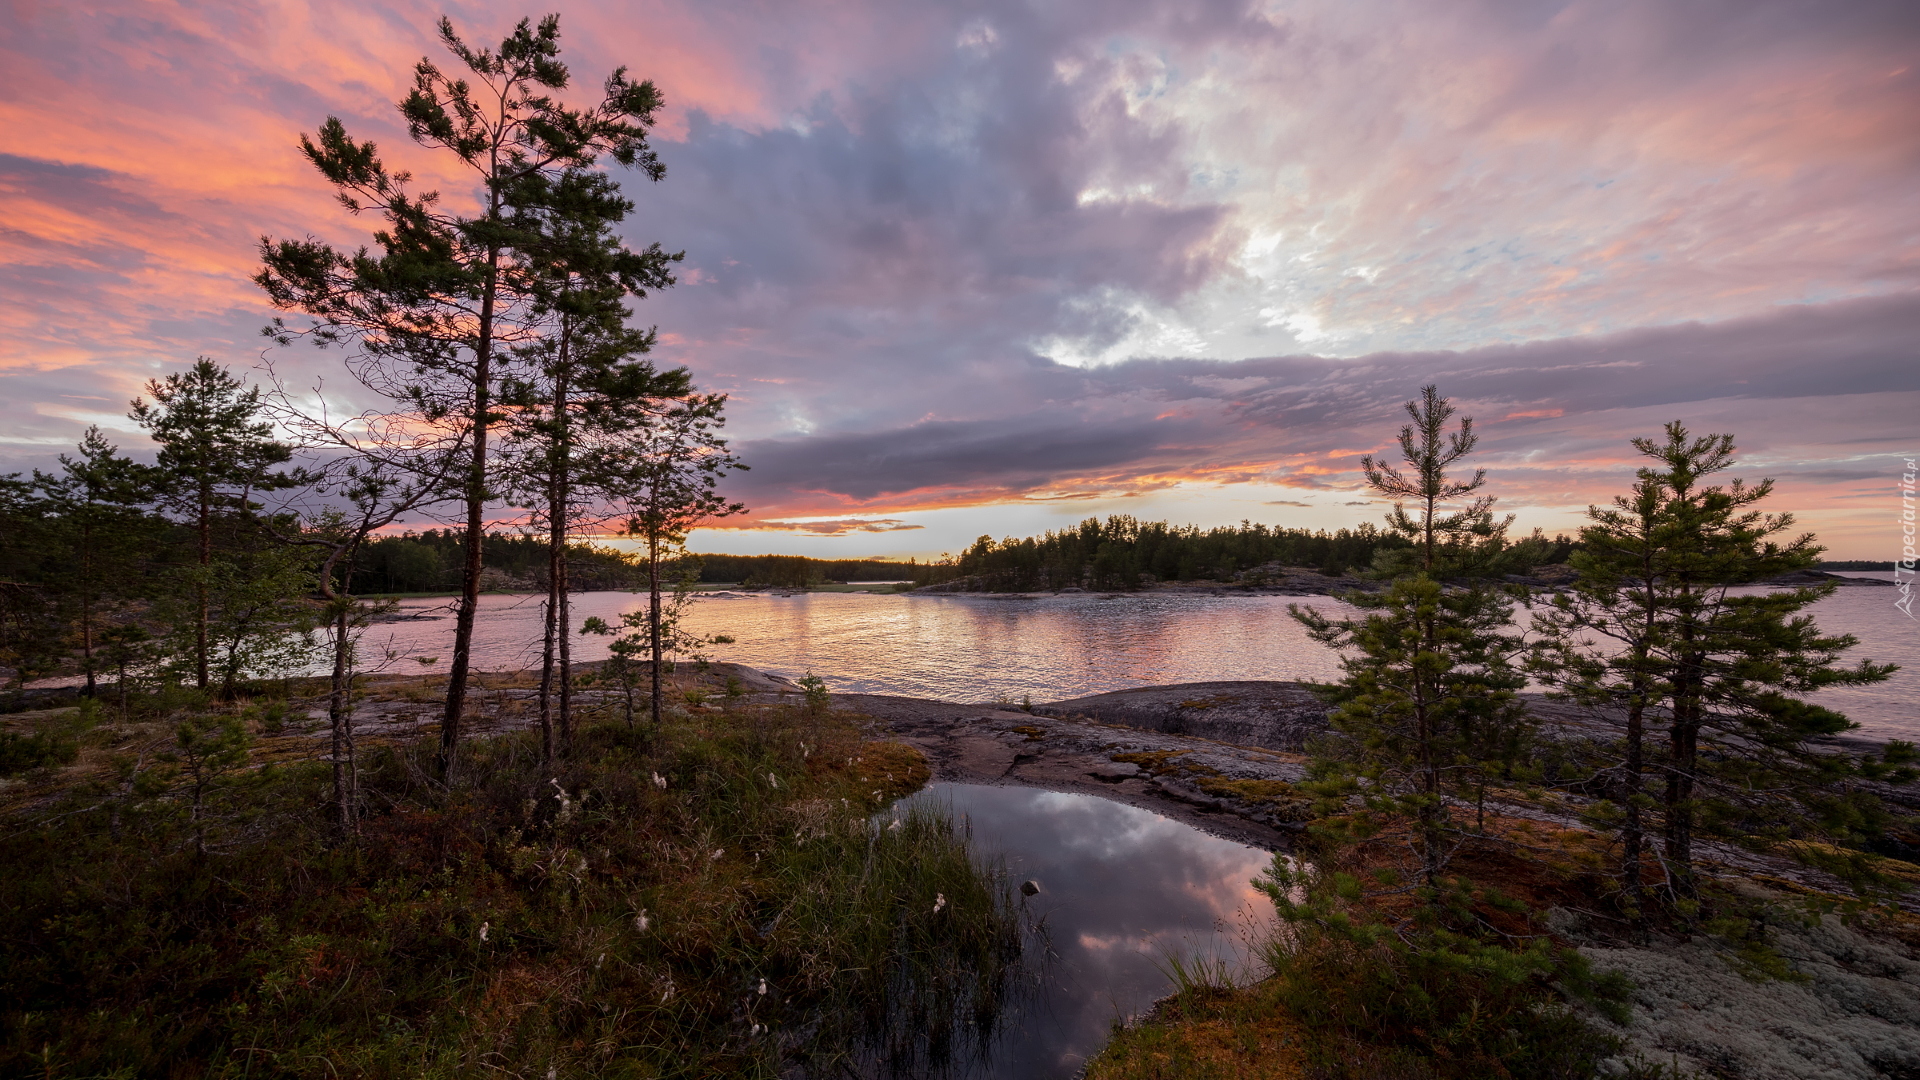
[1255,855,1632,1080]
[0,728,78,775]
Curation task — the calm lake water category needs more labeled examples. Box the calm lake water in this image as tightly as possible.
[368,580,1918,739]
[891,783,1276,1079]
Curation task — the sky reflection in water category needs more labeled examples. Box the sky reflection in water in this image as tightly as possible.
[893,783,1276,1079]
[367,586,1916,738]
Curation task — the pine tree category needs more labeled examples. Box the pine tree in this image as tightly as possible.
[0,474,65,687]
[1528,462,1670,922]
[1293,578,1532,892]
[1293,385,1532,894]
[499,167,684,759]
[258,14,669,773]
[129,359,302,691]
[1362,384,1511,578]
[1533,423,1901,907]
[611,392,745,727]
[33,428,158,696]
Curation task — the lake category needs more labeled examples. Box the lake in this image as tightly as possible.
[366,579,1917,740]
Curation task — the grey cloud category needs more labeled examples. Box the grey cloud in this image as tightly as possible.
[716,294,1920,513]
[739,518,927,535]
[731,410,1217,507]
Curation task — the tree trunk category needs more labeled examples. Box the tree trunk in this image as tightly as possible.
[1665,607,1704,902]
[1621,697,1646,916]
[1417,588,1444,891]
[1423,491,1436,573]
[538,578,556,764]
[80,517,97,698]
[196,481,211,690]
[649,529,664,728]
[558,545,573,749]
[441,242,499,777]
[1415,688,1443,890]
[553,349,573,754]
[328,605,356,833]
[1664,697,1699,900]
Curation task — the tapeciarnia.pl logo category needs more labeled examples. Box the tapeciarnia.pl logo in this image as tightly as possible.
[1898,457,1916,619]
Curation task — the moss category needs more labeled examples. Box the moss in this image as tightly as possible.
[1193,777,1315,822]
[1086,982,1310,1080]
[1008,724,1047,740]
[1176,695,1237,711]
[1112,750,1219,778]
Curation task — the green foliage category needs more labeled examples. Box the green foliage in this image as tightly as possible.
[0,728,79,776]
[579,570,724,728]
[153,545,321,695]
[798,673,830,715]
[348,530,662,593]
[1293,576,1535,889]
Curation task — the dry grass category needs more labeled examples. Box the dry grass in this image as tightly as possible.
[1086,986,1311,1080]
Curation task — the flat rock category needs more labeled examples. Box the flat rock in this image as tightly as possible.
[1035,681,1333,751]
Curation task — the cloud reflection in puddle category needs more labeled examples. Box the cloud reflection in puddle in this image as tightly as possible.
[894,782,1278,1079]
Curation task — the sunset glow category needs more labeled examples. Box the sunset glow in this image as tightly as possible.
[4,0,1916,558]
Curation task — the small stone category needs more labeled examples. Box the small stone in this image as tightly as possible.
[1020,879,1040,896]
[1088,761,1141,782]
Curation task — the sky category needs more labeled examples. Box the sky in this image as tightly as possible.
[2,0,1917,560]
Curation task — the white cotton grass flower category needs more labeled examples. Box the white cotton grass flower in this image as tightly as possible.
[652,772,667,790]
[634,909,650,933]
[758,978,768,996]
[750,1023,763,1037]
[933,893,946,915]
[768,772,779,789]
[888,818,902,832]
[479,920,490,942]
[711,848,725,861]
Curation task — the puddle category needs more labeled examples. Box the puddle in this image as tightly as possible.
[889,782,1278,1079]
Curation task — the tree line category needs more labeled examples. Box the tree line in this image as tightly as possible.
[909,514,1578,590]
[684,553,917,586]
[1,17,745,821]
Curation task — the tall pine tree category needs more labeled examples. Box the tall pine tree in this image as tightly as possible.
[1293,385,1533,895]
[259,15,670,772]
[499,167,684,759]
[1534,423,1900,906]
